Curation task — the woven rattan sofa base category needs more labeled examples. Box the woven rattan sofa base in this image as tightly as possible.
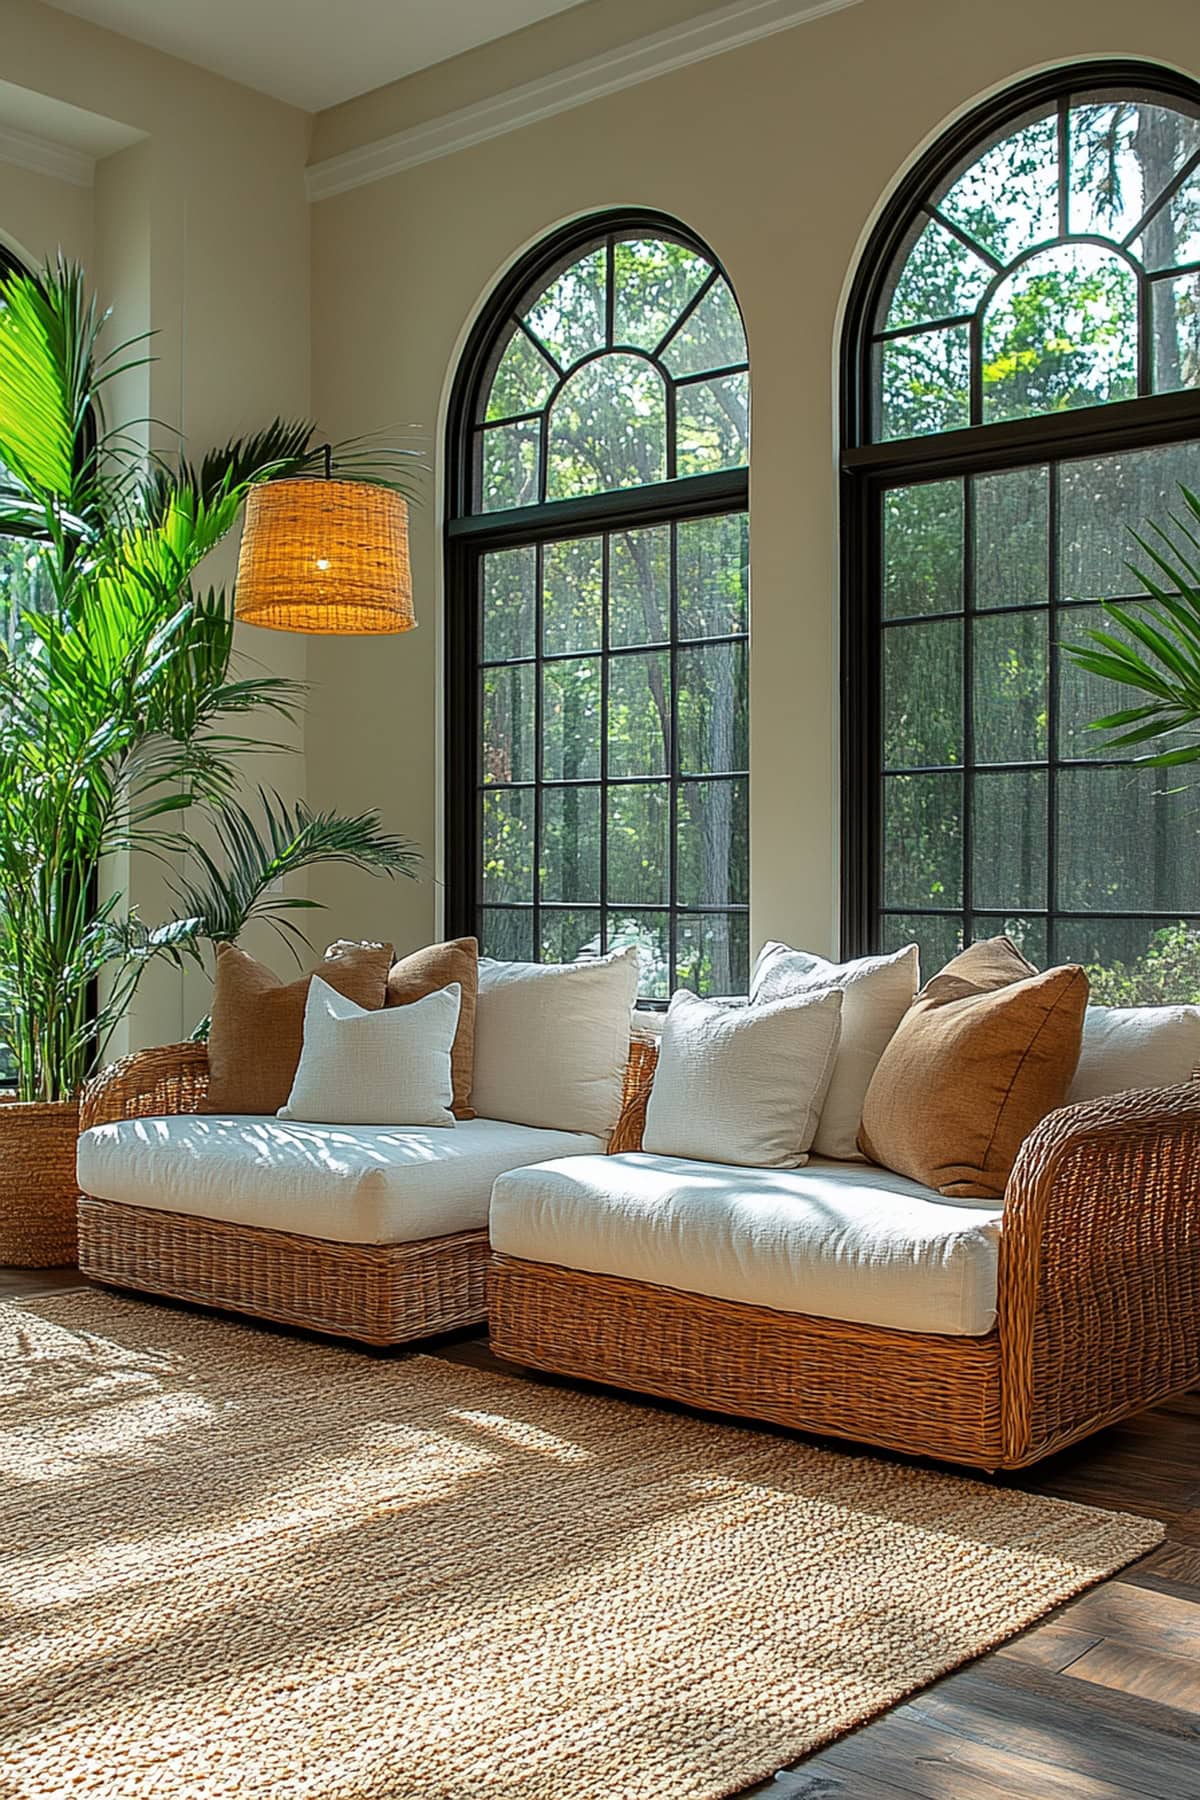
[488,1255,1007,1469]
[78,1196,489,1347]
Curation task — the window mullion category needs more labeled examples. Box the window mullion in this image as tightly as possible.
[600,533,610,958]
[668,521,680,992]
[1046,464,1060,969]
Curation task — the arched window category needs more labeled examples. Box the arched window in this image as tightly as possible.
[842,64,1200,994]
[446,212,750,999]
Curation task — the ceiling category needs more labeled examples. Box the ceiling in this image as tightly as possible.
[43,0,595,111]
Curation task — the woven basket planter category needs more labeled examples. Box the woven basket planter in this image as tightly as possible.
[0,1099,81,1267]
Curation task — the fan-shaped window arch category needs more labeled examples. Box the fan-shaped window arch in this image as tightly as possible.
[446,212,750,998]
[842,64,1200,992]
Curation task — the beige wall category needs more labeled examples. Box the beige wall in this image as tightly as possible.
[305,0,1200,964]
[0,0,313,1048]
[0,159,91,269]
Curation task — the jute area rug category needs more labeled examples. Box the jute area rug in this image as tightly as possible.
[0,1292,1162,1800]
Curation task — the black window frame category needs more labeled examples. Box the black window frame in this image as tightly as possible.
[840,60,1200,962]
[444,208,750,995]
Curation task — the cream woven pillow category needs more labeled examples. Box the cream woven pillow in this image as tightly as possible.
[751,942,919,1159]
[473,948,639,1136]
[643,988,844,1168]
[1069,1003,1200,1102]
[279,976,461,1126]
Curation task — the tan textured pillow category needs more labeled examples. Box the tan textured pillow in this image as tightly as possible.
[857,937,1088,1198]
[206,941,392,1116]
[386,937,478,1119]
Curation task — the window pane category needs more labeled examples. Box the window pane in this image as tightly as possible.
[880,911,961,977]
[543,536,602,655]
[982,243,1137,423]
[1152,272,1200,394]
[539,908,602,965]
[973,467,1049,609]
[607,912,670,999]
[1070,99,1200,242]
[882,215,993,332]
[482,545,536,661]
[610,526,669,647]
[1057,765,1200,913]
[675,371,750,476]
[883,620,962,770]
[523,247,607,366]
[883,480,963,619]
[1058,441,1200,600]
[478,420,539,512]
[481,907,533,962]
[1057,600,1146,762]
[1132,164,1200,270]
[875,325,970,440]
[662,278,747,375]
[542,658,600,779]
[608,652,669,777]
[972,612,1048,763]
[1056,916,1200,1004]
[972,770,1048,909]
[482,790,534,902]
[970,913,1047,966]
[677,513,749,639]
[883,772,963,909]
[677,642,748,775]
[481,664,534,784]
[613,237,711,352]
[677,778,748,906]
[607,783,670,905]
[541,785,601,903]
[677,913,749,998]
[937,110,1059,262]
[484,324,557,420]
[547,355,667,498]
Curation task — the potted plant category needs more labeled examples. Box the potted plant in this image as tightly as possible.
[0,257,419,1265]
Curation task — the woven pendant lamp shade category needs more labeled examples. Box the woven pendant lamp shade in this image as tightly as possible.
[235,478,414,635]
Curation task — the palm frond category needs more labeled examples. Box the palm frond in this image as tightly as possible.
[169,791,419,955]
[1063,485,1200,768]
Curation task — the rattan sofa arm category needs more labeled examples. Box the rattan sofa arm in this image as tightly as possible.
[608,1033,659,1153]
[998,1080,1200,1465]
[78,1042,211,1132]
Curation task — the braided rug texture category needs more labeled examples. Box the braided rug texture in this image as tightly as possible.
[0,1290,1162,1800]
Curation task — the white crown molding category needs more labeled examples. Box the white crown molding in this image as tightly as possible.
[0,121,94,189]
[306,0,864,202]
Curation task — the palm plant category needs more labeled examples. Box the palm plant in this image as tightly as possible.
[0,256,419,1102]
[1066,484,1200,768]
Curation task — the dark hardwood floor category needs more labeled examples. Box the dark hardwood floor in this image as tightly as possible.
[4,1265,1198,1800]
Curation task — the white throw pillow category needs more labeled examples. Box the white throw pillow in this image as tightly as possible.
[279,976,460,1126]
[473,948,639,1136]
[643,987,844,1169]
[751,941,919,1159]
[1068,1004,1200,1104]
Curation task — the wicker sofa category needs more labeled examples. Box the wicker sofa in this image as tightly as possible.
[488,1035,1200,1471]
[76,1030,1200,1471]
[75,1037,656,1347]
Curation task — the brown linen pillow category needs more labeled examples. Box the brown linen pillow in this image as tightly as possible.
[206,941,392,1115]
[857,936,1088,1199]
[386,937,478,1120]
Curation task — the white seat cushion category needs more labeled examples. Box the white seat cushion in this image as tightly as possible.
[489,1154,1004,1336]
[78,1115,605,1247]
